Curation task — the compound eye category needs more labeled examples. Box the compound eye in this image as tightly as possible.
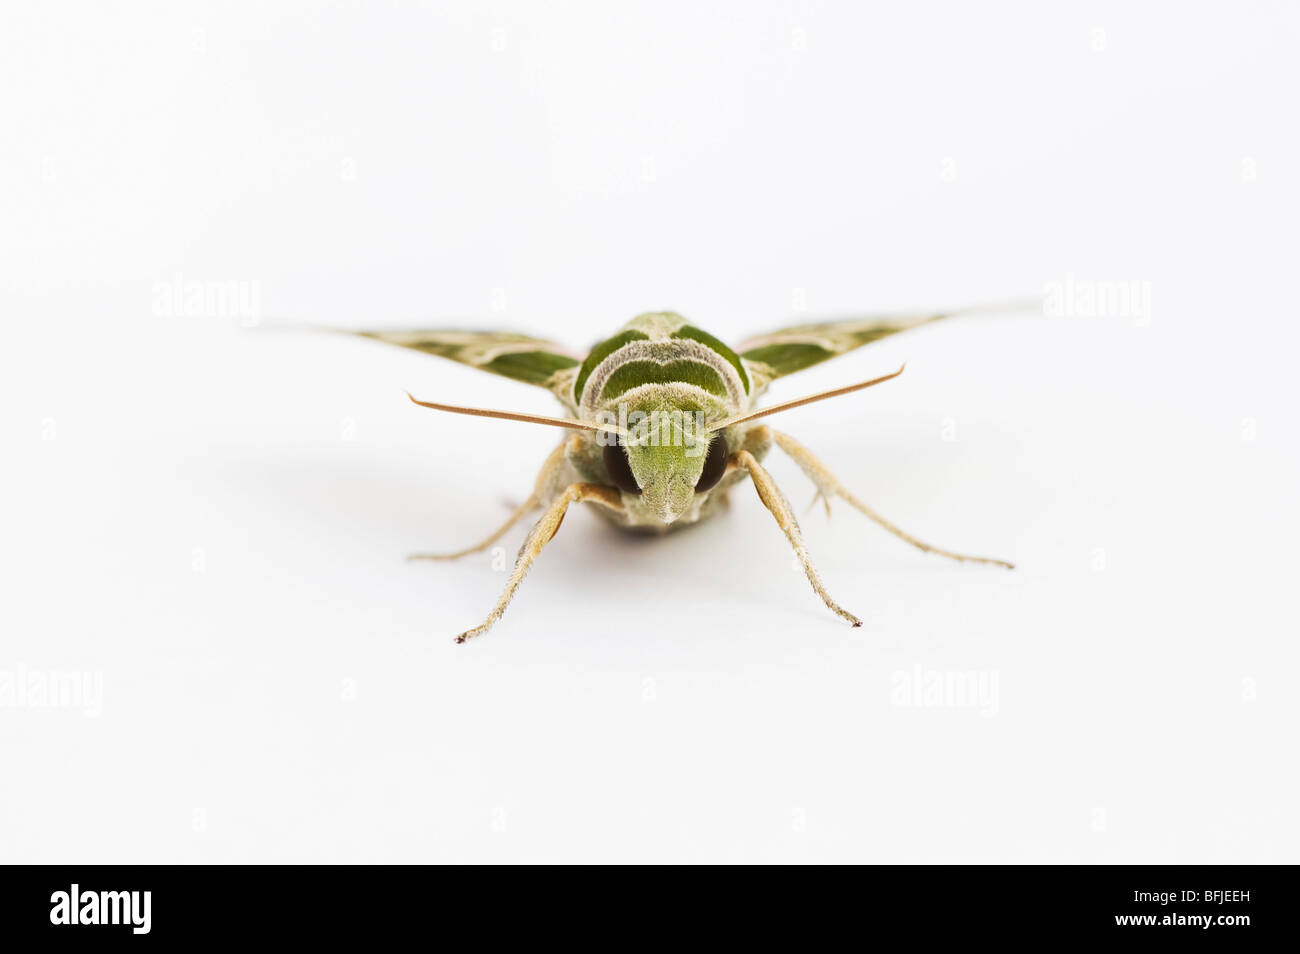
[603,444,642,495]
[694,436,729,493]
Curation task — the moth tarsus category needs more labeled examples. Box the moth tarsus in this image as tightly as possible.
[354,309,1016,641]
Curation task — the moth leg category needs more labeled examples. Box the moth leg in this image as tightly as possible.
[770,430,1014,569]
[735,449,862,628]
[408,495,539,561]
[454,482,624,643]
[408,442,564,561]
[804,491,832,518]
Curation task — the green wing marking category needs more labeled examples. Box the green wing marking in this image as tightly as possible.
[572,329,650,403]
[600,359,729,399]
[673,324,749,393]
[355,329,582,390]
[737,312,954,383]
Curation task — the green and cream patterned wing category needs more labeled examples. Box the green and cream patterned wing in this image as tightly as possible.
[736,311,955,389]
[354,329,583,402]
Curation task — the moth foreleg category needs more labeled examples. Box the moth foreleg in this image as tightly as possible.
[454,482,623,643]
[735,449,862,628]
[409,442,565,561]
[770,430,1014,570]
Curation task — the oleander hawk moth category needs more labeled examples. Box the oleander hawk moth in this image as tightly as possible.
[351,308,1014,642]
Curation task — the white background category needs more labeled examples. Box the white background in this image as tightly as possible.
[3,2,1297,863]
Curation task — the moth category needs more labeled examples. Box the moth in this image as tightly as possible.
[353,309,1013,642]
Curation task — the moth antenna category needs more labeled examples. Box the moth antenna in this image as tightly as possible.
[405,393,626,437]
[708,364,905,431]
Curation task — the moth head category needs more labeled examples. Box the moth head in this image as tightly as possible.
[602,406,729,523]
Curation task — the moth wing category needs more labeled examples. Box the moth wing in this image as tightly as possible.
[353,329,584,401]
[736,311,954,386]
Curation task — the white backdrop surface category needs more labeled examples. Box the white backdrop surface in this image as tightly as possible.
[2,1,1297,863]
